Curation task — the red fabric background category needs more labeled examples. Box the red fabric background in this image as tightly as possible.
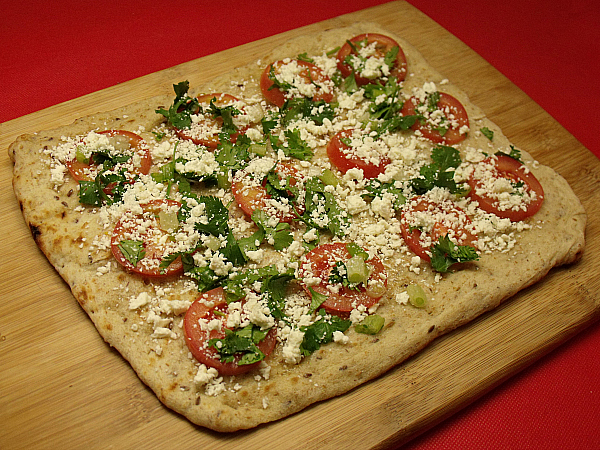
[2,1,599,448]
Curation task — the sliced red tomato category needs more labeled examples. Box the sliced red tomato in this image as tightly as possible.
[231,162,305,223]
[65,129,152,182]
[326,129,391,179]
[468,154,545,222]
[183,287,278,376]
[111,199,184,278]
[401,92,469,145]
[175,93,248,148]
[400,196,477,262]
[299,243,387,316]
[260,59,334,108]
[336,33,408,85]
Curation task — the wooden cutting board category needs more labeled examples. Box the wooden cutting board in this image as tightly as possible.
[1,1,599,448]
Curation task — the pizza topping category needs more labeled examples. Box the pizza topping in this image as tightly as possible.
[175,93,251,148]
[406,283,427,308]
[336,33,408,86]
[184,287,278,376]
[402,88,470,145]
[400,196,479,271]
[111,199,185,277]
[467,153,544,221]
[260,59,335,107]
[58,130,153,205]
[299,242,387,316]
[232,159,306,224]
[39,30,550,387]
[327,129,392,179]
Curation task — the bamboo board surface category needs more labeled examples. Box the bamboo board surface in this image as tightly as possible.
[1,2,599,448]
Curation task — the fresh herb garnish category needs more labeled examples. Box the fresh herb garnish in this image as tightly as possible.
[410,145,468,195]
[206,96,241,136]
[297,52,314,63]
[280,97,335,127]
[155,81,199,130]
[307,288,328,314]
[207,324,269,365]
[363,179,406,210]
[481,127,494,141]
[299,310,352,356]
[430,235,479,273]
[497,145,523,164]
[299,177,349,237]
[118,240,145,266]
[363,77,415,136]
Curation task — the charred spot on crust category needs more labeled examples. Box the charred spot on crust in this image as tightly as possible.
[428,325,436,333]
[29,223,42,242]
[19,201,24,212]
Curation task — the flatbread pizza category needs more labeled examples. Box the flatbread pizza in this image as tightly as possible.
[9,22,586,432]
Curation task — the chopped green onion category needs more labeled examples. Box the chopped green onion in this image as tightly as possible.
[216,170,230,189]
[158,210,179,232]
[355,314,385,335]
[346,255,369,284]
[319,169,339,186]
[406,284,427,308]
[365,280,386,298]
[249,143,267,156]
[204,235,221,252]
[75,148,88,163]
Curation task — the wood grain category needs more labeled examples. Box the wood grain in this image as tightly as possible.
[1,2,599,448]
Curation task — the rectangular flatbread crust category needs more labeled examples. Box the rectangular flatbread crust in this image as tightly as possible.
[9,22,586,432]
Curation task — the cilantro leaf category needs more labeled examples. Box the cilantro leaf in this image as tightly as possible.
[192,195,230,237]
[299,310,351,356]
[363,77,415,136]
[155,81,199,130]
[307,288,328,314]
[410,145,467,195]
[263,273,295,321]
[78,167,130,206]
[206,96,241,136]
[268,129,314,161]
[118,240,145,266]
[214,135,251,172]
[300,177,349,237]
[430,235,479,273]
[249,210,293,251]
[384,46,400,68]
[363,179,406,210]
[280,98,335,128]
[481,127,494,141]
[267,65,294,92]
[207,325,268,365]
[297,52,314,63]
[222,265,288,304]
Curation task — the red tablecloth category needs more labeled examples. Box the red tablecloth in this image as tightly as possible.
[3,1,599,448]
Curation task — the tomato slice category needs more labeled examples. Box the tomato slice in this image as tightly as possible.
[326,129,391,179]
[183,287,278,376]
[467,154,545,222]
[175,93,248,148]
[336,33,408,86]
[298,243,387,316]
[401,92,469,145]
[65,129,152,182]
[260,59,334,108]
[231,162,305,223]
[400,196,477,262]
[111,199,184,277]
